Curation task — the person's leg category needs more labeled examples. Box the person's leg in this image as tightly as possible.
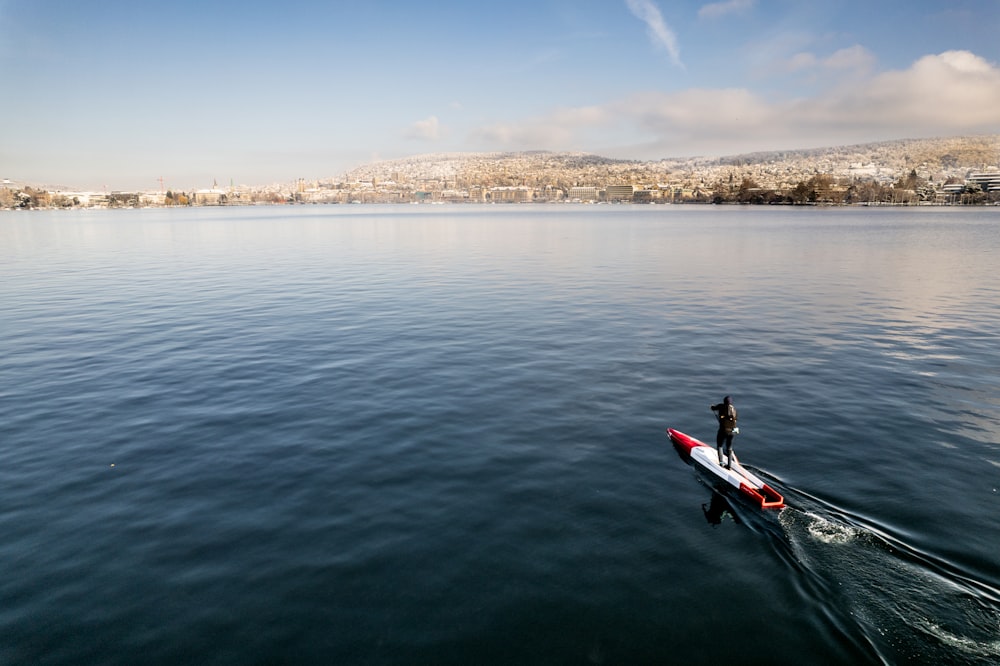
[725,434,734,468]
[716,428,726,464]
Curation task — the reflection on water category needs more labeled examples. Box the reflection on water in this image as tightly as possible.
[2,205,999,665]
[702,490,740,526]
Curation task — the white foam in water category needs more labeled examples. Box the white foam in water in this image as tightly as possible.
[803,512,861,545]
[778,503,1000,663]
[918,619,1000,659]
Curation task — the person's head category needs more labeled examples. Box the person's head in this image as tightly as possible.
[723,395,732,405]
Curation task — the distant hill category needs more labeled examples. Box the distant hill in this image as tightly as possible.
[340,135,1000,187]
[342,151,636,189]
[708,135,1000,172]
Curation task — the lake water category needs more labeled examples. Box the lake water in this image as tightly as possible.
[2,204,999,665]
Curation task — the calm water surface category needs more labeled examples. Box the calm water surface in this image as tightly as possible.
[2,205,999,665]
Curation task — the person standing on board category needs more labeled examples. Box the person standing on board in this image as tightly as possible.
[710,396,738,468]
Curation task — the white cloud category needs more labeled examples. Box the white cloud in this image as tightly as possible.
[787,45,876,75]
[786,52,818,72]
[625,0,683,69]
[404,116,442,141]
[469,51,1000,157]
[473,119,573,150]
[820,51,1000,131]
[823,45,876,72]
[698,0,755,20]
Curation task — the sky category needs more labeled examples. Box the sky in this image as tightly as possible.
[2,0,999,191]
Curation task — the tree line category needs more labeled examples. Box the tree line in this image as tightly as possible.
[699,171,996,205]
[3,172,998,208]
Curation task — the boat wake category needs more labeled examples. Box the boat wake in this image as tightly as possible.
[677,430,1000,665]
[800,511,861,545]
[755,479,1000,665]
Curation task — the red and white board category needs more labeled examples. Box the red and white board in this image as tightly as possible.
[667,428,784,509]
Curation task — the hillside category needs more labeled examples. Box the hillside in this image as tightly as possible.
[340,135,1000,188]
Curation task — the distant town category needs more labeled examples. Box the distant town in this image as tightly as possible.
[4,135,999,210]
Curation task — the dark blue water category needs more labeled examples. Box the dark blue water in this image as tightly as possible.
[2,205,999,665]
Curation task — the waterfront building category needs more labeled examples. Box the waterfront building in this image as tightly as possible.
[967,170,1000,191]
[487,186,533,203]
[567,186,599,202]
[193,189,226,205]
[605,184,635,202]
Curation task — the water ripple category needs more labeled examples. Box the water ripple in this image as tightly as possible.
[2,206,999,665]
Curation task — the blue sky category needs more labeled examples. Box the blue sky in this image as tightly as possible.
[2,0,999,190]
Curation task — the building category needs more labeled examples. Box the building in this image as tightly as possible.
[567,186,599,202]
[193,189,226,205]
[487,186,533,203]
[967,171,1000,192]
[605,184,635,202]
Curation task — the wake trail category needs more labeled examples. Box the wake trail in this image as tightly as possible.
[756,476,1000,665]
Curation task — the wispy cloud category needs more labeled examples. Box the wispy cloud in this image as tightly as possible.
[625,0,683,69]
[403,116,442,141]
[787,45,876,75]
[823,45,876,72]
[470,51,1000,157]
[471,106,608,150]
[698,0,755,20]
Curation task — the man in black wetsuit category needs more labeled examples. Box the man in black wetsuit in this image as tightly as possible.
[710,396,738,468]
